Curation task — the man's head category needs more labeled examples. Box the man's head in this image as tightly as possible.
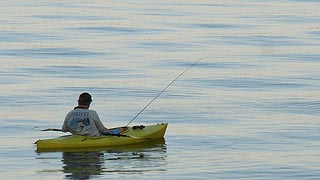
[78,92,92,106]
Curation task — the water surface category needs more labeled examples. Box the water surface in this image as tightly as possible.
[1,0,320,179]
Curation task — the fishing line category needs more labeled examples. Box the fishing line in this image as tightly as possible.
[126,57,203,126]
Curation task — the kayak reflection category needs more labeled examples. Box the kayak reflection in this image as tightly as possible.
[63,151,104,180]
[61,138,166,179]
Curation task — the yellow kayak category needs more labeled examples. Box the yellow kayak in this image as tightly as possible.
[36,123,168,152]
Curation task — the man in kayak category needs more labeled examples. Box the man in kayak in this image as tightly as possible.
[62,92,112,136]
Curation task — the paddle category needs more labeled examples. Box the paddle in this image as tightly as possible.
[36,127,150,140]
[41,128,63,132]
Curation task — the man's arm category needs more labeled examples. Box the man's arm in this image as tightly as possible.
[92,111,108,133]
[62,113,69,132]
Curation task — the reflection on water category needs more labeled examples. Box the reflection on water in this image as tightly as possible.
[63,151,104,179]
[39,139,167,179]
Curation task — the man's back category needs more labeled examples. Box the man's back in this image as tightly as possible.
[62,107,107,136]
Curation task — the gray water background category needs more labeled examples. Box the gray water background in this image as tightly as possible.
[0,0,320,179]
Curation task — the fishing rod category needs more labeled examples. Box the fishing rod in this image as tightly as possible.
[126,57,203,126]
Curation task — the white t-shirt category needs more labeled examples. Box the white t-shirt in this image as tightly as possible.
[62,107,107,136]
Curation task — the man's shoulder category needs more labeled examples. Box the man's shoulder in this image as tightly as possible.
[67,108,97,115]
[88,109,98,114]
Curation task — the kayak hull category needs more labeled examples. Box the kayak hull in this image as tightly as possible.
[36,123,168,152]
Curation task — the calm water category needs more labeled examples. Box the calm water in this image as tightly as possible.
[1,0,320,179]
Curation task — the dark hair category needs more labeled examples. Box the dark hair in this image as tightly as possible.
[78,92,92,105]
